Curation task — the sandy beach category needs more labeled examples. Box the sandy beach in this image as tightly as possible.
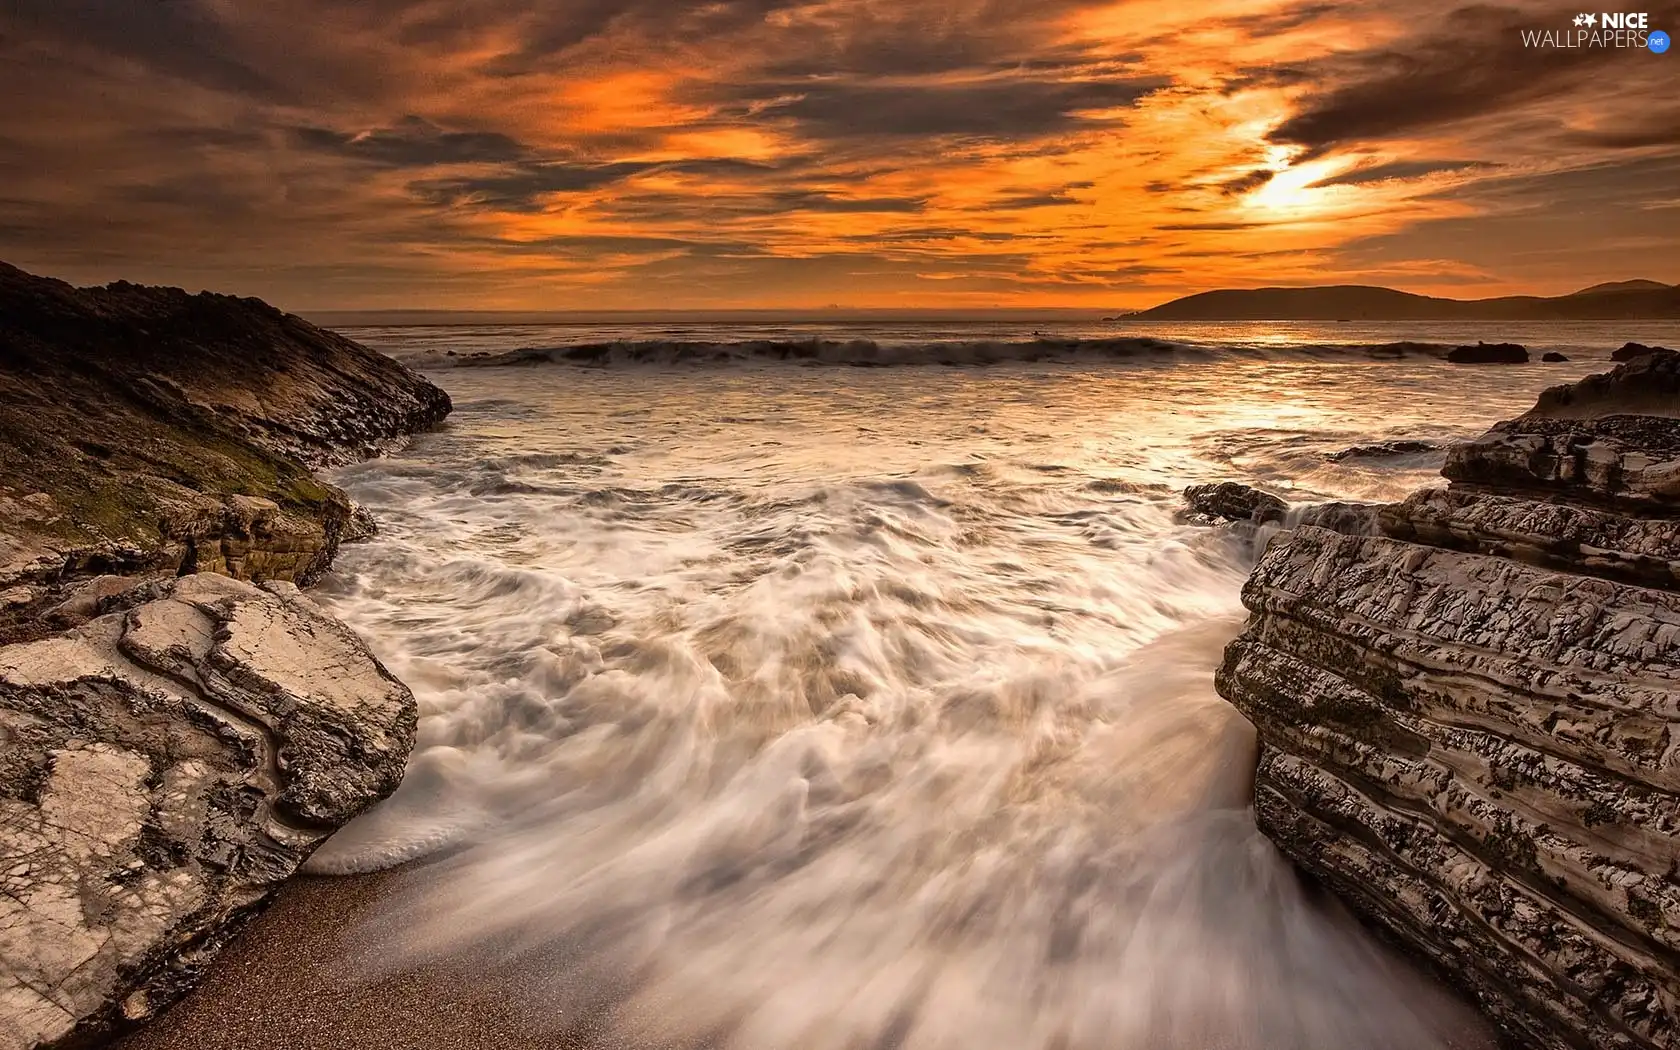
[113,871,603,1050]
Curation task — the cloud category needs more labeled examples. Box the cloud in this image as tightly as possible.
[290,117,531,167]
[1218,169,1275,195]
[729,76,1165,140]
[1267,5,1619,156]
[1,0,1677,308]
[1310,159,1494,187]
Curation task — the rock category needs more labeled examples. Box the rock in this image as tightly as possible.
[1181,483,1382,537]
[342,504,380,544]
[0,574,416,1048]
[1613,342,1673,362]
[1327,439,1443,461]
[1218,352,1680,1049]
[1524,346,1680,422]
[0,261,451,604]
[1446,341,1529,364]
[1182,482,1289,524]
[1542,352,1570,362]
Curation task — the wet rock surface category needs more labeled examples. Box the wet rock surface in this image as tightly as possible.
[1217,349,1680,1049]
[1327,439,1445,461]
[0,575,416,1050]
[0,262,451,618]
[1181,481,1289,525]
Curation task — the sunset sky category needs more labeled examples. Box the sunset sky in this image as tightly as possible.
[2,0,1677,310]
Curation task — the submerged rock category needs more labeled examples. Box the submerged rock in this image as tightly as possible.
[1446,341,1529,364]
[0,574,416,1048]
[0,262,450,609]
[1542,351,1570,362]
[1218,349,1680,1049]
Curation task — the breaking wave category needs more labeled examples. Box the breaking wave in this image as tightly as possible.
[399,336,1465,369]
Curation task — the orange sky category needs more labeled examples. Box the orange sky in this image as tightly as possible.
[1,0,1677,310]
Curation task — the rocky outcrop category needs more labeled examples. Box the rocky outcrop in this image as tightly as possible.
[0,262,451,625]
[1615,343,1673,363]
[1543,352,1571,363]
[1218,350,1680,1049]
[1447,341,1529,364]
[0,264,439,1048]
[0,574,416,1049]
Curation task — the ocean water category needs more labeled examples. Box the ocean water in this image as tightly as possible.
[302,321,1677,1050]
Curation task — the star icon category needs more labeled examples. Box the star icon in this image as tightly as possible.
[1584,12,1598,25]
[1574,12,1586,24]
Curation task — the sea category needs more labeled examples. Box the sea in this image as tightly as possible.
[297,318,1680,1050]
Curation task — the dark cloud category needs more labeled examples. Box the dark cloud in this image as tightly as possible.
[1267,4,1647,156]
[1,0,278,96]
[763,191,928,214]
[1563,113,1680,150]
[733,76,1164,140]
[291,117,530,167]
[1311,159,1494,187]
[414,162,659,210]
[980,182,1097,210]
[1219,169,1274,195]
[1158,221,1282,231]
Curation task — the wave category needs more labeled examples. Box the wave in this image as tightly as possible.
[398,336,1460,369]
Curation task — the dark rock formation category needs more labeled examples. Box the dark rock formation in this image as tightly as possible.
[0,264,440,1047]
[1181,483,1385,537]
[1447,341,1529,364]
[1218,349,1680,1050]
[1327,439,1444,461]
[1182,482,1289,525]
[1543,352,1570,362]
[0,262,451,620]
[1613,342,1673,362]
[0,574,416,1048]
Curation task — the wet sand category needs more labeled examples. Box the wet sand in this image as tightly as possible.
[114,871,612,1050]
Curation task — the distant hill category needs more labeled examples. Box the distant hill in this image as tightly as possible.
[1134,281,1680,321]
[1571,279,1673,296]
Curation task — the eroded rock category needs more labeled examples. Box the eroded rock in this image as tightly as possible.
[0,261,450,604]
[1218,350,1680,1049]
[0,575,415,1050]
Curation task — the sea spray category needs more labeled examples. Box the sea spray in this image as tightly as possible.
[301,357,1598,1049]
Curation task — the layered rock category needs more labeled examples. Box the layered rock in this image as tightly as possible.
[0,264,439,1048]
[1218,350,1680,1049]
[0,262,451,625]
[0,575,415,1049]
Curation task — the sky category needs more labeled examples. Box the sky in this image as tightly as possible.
[1,0,1677,311]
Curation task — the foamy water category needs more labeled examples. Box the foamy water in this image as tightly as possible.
[302,329,1675,1049]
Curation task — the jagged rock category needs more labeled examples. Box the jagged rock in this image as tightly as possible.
[1327,439,1444,461]
[1542,352,1570,362]
[0,574,416,1049]
[0,262,451,606]
[1181,483,1382,537]
[1614,342,1673,362]
[1525,347,1680,422]
[1218,351,1680,1049]
[1182,482,1289,524]
[1447,341,1529,364]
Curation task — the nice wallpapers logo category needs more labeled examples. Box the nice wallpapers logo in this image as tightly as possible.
[1521,11,1670,49]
